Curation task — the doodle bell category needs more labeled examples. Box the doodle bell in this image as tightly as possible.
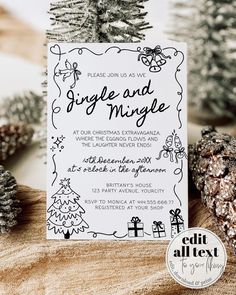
[138,45,171,73]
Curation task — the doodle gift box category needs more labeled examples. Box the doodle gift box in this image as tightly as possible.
[47,41,187,240]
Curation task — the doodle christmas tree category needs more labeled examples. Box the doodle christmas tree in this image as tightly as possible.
[47,178,89,239]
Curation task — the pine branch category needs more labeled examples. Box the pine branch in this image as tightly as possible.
[169,0,236,119]
[47,0,152,42]
[42,0,152,160]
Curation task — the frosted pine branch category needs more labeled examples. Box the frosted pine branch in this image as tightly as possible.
[47,0,152,42]
[169,0,236,119]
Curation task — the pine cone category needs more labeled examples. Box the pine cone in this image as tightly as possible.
[0,91,44,124]
[189,127,236,253]
[0,165,21,233]
[0,124,34,161]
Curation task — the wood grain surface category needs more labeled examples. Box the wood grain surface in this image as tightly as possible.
[0,185,234,295]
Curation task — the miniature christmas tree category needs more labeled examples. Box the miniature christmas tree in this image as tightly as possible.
[169,0,236,121]
[47,178,89,239]
[48,0,152,42]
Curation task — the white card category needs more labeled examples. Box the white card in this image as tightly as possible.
[47,41,188,240]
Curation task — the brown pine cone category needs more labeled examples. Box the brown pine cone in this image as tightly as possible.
[0,165,21,233]
[189,126,236,253]
[0,124,34,161]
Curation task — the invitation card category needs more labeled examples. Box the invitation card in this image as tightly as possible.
[47,41,188,240]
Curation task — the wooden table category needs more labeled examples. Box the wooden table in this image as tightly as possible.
[0,186,235,295]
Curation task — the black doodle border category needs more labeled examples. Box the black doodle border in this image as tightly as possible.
[52,154,58,186]
[49,43,185,130]
[173,155,188,207]
[88,216,152,240]
[50,135,66,187]
[155,130,187,207]
[50,44,62,131]
[87,231,128,239]
[87,230,152,239]
[87,219,170,240]
[173,184,182,207]
[162,46,185,130]
[174,159,184,183]
[48,43,186,238]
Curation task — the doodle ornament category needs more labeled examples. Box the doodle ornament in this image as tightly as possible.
[138,45,171,73]
[156,130,187,164]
